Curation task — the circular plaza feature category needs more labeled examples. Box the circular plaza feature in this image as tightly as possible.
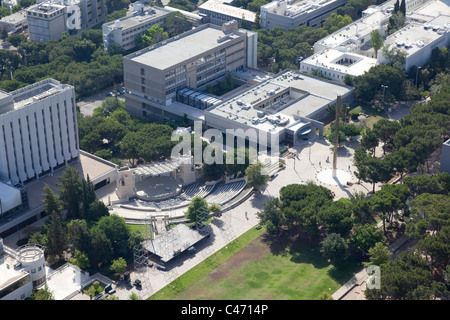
[316,168,351,186]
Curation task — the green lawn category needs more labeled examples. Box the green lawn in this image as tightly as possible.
[169,232,362,300]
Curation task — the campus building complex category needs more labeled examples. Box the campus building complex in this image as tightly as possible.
[300,0,450,82]
[26,0,106,42]
[123,22,258,122]
[261,0,349,30]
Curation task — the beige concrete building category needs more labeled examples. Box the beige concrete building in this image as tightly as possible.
[123,21,258,122]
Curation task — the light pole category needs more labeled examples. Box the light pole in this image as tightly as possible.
[308,142,312,161]
[415,66,421,87]
[381,85,388,103]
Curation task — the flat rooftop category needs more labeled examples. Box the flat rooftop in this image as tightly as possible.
[26,2,66,14]
[2,79,72,113]
[264,0,345,17]
[0,253,30,292]
[25,152,117,211]
[125,25,244,70]
[411,0,450,18]
[144,224,209,263]
[207,70,353,132]
[199,0,256,21]
[0,10,27,24]
[302,48,378,76]
[315,8,390,49]
[103,6,170,30]
[384,15,450,58]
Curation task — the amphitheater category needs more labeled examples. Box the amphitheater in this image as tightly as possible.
[116,179,249,213]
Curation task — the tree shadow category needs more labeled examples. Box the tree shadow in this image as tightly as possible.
[261,231,330,270]
[327,257,364,285]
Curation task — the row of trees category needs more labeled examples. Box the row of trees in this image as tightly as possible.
[0,30,122,98]
[364,172,450,300]
[353,72,450,193]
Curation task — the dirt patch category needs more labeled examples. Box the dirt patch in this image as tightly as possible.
[208,236,269,283]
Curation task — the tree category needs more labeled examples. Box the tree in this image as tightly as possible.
[365,252,446,300]
[70,249,90,269]
[323,13,352,34]
[257,197,283,235]
[67,219,91,254]
[370,183,410,233]
[406,193,450,238]
[279,182,333,236]
[363,157,393,194]
[164,12,192,37]
[89,226,113,266]
[134,24,168,49]
[351,224,384,253]
[120,132,144,167]
[318,201,354,237]
[8,34,27,47]
[105,0,130,13]
[185,196,210,223]
[416,226,450,273]
[30,286,55,300]
[111,257,127,277]
[370,30,384,58]
[364,241,392,267]
[320,233,349,264]
[245,161,270,190]
[96,214,131,258]
[239,14,248,30]
[42,185,66,259]
[0,7,11,19]
[57,166,83,219]
[253,11,262,30]
[361,128,379,157]
[87,199,109,222]
[372,118,401,154]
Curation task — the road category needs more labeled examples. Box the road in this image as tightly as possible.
[77,87,124,117]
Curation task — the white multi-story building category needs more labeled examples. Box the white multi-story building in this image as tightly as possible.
[198,0,256,29]
[0,10,28,34]
[300,0,450,82]
[103,4,173,51]
[0,239,46,300]
[0,79,79,186]
[261,0,349,30]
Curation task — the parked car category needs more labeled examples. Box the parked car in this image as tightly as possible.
[106,91,115,97]
[156,264,166,271]
[118,87,126,94]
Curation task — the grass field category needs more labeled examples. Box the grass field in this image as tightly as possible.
[170,232,362,300]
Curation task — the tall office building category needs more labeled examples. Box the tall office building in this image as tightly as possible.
[123,22,258,121]
[26,0,106,42]
[0,78,79,186]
